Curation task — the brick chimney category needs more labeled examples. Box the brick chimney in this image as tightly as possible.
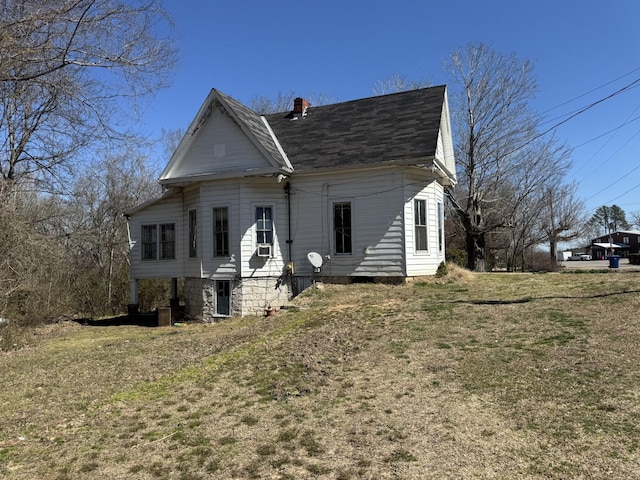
[293,97,311,116]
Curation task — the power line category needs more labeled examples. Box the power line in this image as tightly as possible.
[584,162,640,201]
[505,75,640,159]
[539,66,640,117]
[540,83,640,128]
[602,182,640,205]
[527,70,640,209]
[573,116,640,151]
[541,77,640,140]
[574,119,640,184]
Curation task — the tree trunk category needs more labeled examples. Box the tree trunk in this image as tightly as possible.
[466,229,486,272]
[549,239,557,260]
[108,245,114,313]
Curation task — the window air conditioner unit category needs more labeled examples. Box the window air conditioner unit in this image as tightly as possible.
[256,244,272,257]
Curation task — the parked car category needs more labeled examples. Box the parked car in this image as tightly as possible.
[569,254,592,261]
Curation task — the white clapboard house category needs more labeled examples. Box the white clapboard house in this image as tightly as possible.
[127,86,457,320]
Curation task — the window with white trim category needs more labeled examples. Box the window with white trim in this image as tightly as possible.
[256,206,273,244]
[213,207,229,257]
[333,202,352,254]
[142,223,175,260]
[414,199,427,252]
[141,225,157,260]
[160,224,176,259]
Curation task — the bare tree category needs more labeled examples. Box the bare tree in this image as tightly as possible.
[249,91,298,114]
[538,183,585,263]
[498,189,546,271]
[1,66,93,190]
[0,1,175,323]
[249,91,339,114]
[161,128,184,160]
[1,0,176,85]
[0,0,177,191]
[0,182,70,320]
[371,73,429,96]
[0,143,161,321]
[61,150,161,314]
[444,42,572,271]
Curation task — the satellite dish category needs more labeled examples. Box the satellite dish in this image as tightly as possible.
[307,251,323,269]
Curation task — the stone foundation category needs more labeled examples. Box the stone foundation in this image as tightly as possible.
[183,278,205,320]
[183,276,292,322]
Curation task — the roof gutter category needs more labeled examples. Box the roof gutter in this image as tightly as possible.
[159,166,292,187]
[431,158,457,187]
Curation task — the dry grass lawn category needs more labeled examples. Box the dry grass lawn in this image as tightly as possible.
[1,269,640,479]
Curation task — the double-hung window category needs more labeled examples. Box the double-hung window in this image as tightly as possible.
[141,225,157,260]
[256,206,273,244]
[333,202,352,254]
[414,199,428,252]
[213,207,229,257]
[141,223,175,260]
[160,224,175,259]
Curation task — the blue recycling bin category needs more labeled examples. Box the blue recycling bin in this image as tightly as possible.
[608,255,620,268]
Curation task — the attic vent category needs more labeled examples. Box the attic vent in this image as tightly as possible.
[213,143,226,158]
[293,97,311,117]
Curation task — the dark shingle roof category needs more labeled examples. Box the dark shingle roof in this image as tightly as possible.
[265,85,445,172]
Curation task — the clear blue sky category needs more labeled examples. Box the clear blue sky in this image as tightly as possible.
[144,0,640,216]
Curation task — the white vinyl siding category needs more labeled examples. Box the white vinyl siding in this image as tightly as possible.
[287,170,405,277]
[129,191,183,279]
[199,182,239,278]
[183,186,202,278]
[131,168,447,281]
[436,91,457,184]
[404,174,446,276]
[241,185,285,276]
[165,109,272,179]
[201,179,286,279]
